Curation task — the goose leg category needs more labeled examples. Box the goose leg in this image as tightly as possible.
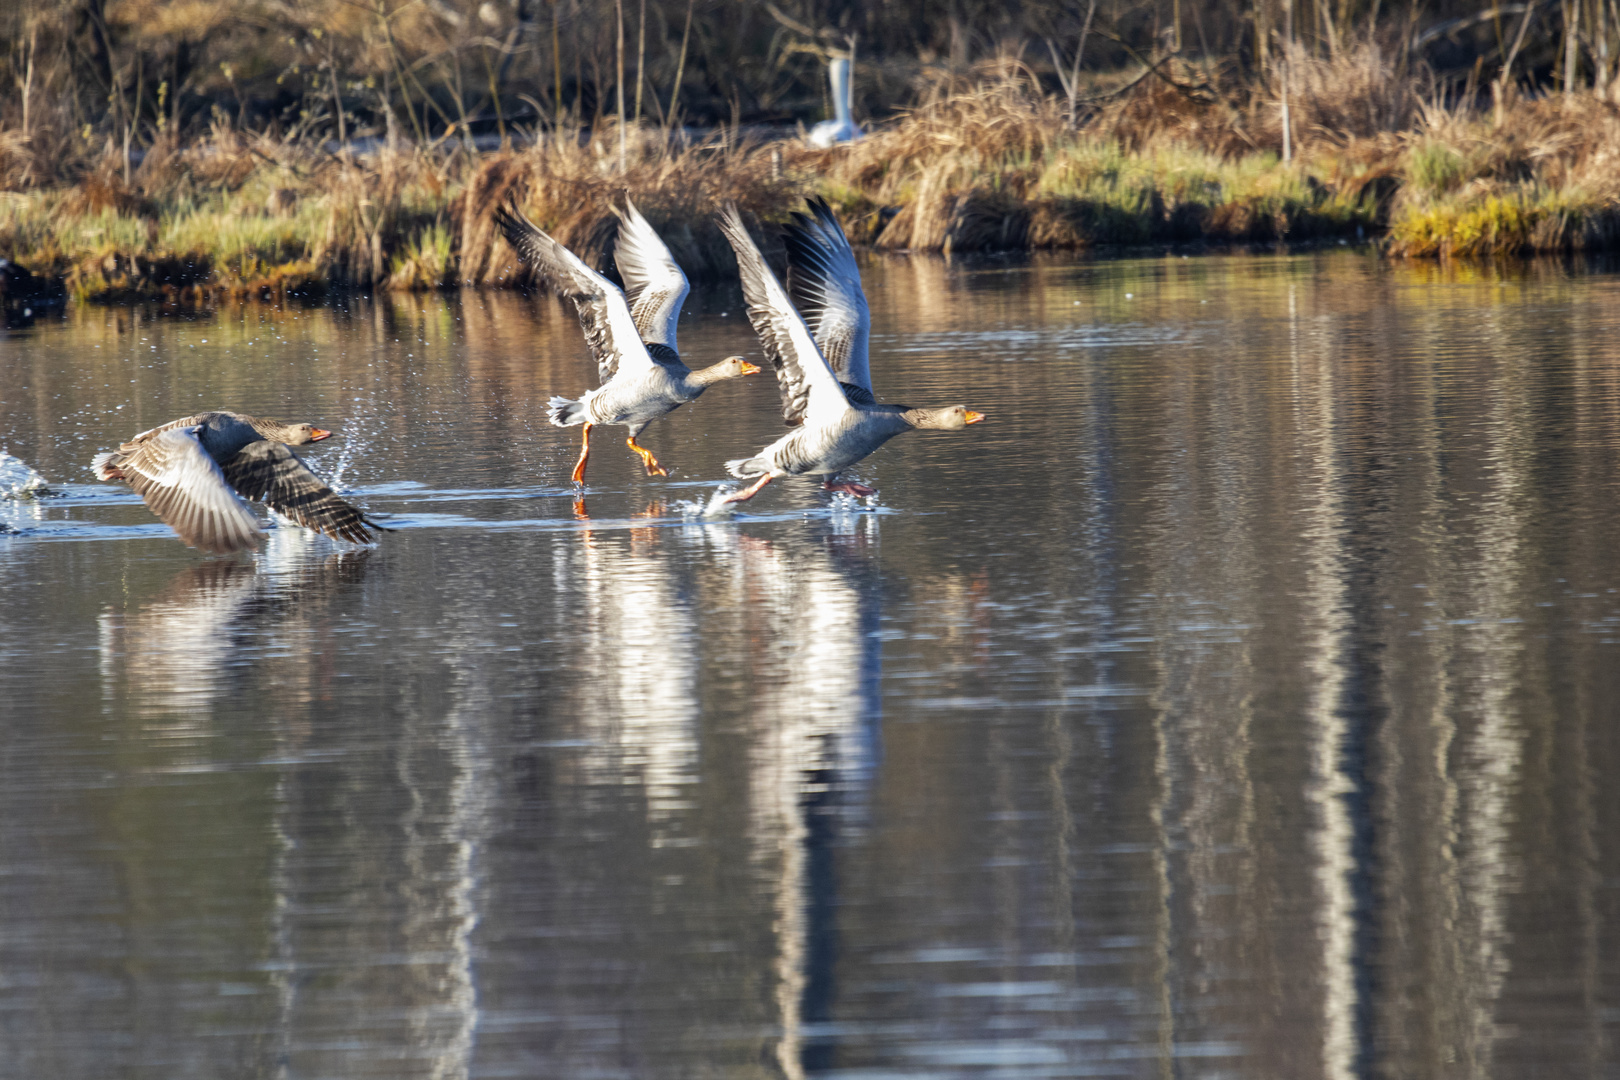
[571,423,593,484]
[719,473,774,504]
[626,435,668,476]
[823,478,876,497]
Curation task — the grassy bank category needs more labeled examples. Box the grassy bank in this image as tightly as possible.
[9,57,1620,301]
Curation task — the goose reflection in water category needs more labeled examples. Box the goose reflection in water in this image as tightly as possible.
[554,507,887,1074]
[720,516,885,1078]
[556,502,702,840]
[96,529,374,722]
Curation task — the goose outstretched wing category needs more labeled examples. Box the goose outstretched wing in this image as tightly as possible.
[221,441,384,546]
[613,198,690,355]
[784,197,872,400]
[717,205,850,428]
[494,202,663,385]
[115,426,265,554]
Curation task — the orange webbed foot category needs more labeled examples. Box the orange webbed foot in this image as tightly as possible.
[626,437,669,477]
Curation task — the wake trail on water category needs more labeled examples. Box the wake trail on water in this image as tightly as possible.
[672,486,883,520]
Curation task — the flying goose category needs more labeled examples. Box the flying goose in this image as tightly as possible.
[493,198,760,484]
[714,201,984,505]
[92,412,385,553]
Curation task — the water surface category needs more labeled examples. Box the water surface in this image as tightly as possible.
[2,251,1619,1078]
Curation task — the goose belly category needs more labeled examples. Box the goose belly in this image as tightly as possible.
[772,420,903,476]
[583,379,682,427]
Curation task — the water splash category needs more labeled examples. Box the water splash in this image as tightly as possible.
[324,400,380,492]
[826,491,878,515]
[674,489,743,519]
[0,450,49,499]
[671,485,886,520]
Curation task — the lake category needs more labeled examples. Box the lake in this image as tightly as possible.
[2,249,1619,1078]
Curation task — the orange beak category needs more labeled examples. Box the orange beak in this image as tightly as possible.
[310,428,333,441]
[964,410,987,425]
[741,362,762,375]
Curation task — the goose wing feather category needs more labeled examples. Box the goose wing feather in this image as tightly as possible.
[784,197,872,395]
[120,426,266,554]
[494,202,661,385]
[221,441,384,546]
[717,205,850,428]
[613,198,690,353]
[120,411,220,449]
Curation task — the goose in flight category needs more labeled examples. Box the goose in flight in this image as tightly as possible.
[494,199,760,484]
[715,200,984,505]
[91,412,385,553]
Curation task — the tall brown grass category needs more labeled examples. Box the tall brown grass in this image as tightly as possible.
[0,120,817,300]
[805,56,1393,254]
[1384,94,1620,256]
[10,50,1620,302]
[458,129,806,286]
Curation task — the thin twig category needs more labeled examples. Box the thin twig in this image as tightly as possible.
[1093,29,1218,100]
[666,0,695,133]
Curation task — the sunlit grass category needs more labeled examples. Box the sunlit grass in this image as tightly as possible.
[16,75,1620,300]
[387,222,453,290]
[161,199,324,273]
[1385,186,1620,257]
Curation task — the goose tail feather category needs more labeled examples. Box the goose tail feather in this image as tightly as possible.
[725,456,769,479]
[547,396,587,427]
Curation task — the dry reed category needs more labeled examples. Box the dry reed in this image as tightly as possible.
[11,54,1620,301]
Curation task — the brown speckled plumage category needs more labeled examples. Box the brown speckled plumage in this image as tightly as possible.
[92,411,385,553]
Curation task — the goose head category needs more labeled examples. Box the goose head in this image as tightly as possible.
[261,421,333,445]
[717,355,763,379]
[692,355,763,385]
[902,405,987,430]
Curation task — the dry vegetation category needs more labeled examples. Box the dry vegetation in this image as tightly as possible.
[13,61,1620,301]
[9,0,1620,299]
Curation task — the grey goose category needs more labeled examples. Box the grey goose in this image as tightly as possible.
[715,200,984,505]
[92,412,384,553]
[493,198,760,483]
